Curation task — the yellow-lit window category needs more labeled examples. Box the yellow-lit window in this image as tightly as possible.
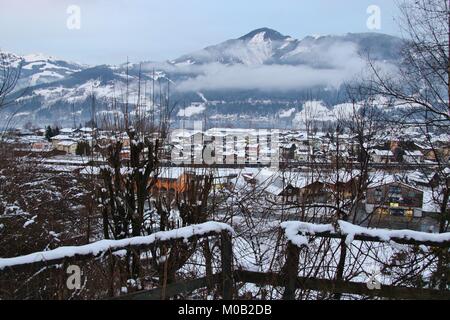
[390,203,399,208]
[375,208,389,216]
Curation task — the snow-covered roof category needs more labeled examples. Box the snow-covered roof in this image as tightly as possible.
[405,150,423,156]
[58,140,77,146]
[51,134,72,141]
[368,173,423,192]
[371,149,394,156]
[79,127,95,132]
[60,128,76,134]
[368,172,396,188]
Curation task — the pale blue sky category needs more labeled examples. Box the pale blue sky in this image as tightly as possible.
[0,0,402,65]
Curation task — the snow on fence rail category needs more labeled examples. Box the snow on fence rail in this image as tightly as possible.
[281,220,450,247]
[0,222,234,270]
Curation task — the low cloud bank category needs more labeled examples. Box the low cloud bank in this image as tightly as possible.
[142,41,397,92]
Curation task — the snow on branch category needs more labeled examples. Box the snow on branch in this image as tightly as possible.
[280,221,334,247]
[281,221,450,248]
[338,221,450,246]
[0,222,234,270]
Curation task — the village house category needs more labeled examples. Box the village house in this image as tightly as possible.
[403,150,424,163]
[250,169,359,205]
[56,140,78,154]
[295,181,333,204]
[31,141,53,152]
[415,142,439,161]
[150,169,233,197]
[365,180,424,218]
[50,134,72,148]
[370,149,395,163]
[59,128,77,135]
[295,148,310,162]
[49,134,78,154]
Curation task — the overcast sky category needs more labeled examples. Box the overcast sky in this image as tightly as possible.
[0,0,401,65]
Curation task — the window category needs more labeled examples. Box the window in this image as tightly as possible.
[405,209,414,218]
[374,188,382,201]
[375,208,389,216]
[389,186,401,194]
[390,208,404,217]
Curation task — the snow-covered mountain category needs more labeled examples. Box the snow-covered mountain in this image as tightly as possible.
[7,62,170,125]
[172,28,297,66]
[171,28,403,67]
[2,28,405,126]
[1,52,85,89]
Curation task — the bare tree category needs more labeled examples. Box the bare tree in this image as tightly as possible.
[367,0,449,123]
[0,51,22,111]
[365,0,449,290]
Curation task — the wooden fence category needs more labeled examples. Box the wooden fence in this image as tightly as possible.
[1,221,449,300]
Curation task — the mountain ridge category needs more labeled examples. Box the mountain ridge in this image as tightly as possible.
[171,28,403,66]
[1,28,405,126]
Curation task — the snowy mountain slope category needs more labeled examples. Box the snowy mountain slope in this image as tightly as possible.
[0,51,85,89]
[5,61,175,127]
[172,28,298,66]
[14,63,170,106]
[2,28,406,125]
[171,28,403,67]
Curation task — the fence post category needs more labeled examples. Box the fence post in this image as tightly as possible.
[220,231,233,300]
[283,241,300,300]
[203,238,214,291]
